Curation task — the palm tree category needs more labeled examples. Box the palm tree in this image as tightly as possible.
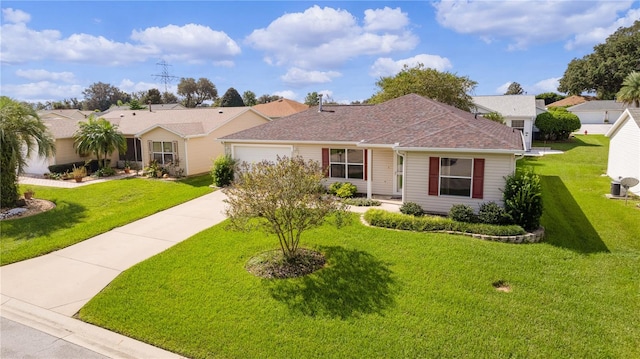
[617,71,640,107]
[73,115,126,169]
[0,97,55,207]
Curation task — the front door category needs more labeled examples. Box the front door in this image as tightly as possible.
[394,154,404,195]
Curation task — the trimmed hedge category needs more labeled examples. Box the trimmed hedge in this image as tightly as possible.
[364,209,526,236]
[48,161,87,174]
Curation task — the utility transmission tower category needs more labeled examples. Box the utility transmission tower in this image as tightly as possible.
[152,60,179,93]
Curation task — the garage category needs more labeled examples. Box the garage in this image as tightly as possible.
[231,144,293,164]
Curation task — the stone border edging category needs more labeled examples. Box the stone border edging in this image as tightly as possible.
[359,214,545,244]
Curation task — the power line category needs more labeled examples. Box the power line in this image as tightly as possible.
[152,60,179,93]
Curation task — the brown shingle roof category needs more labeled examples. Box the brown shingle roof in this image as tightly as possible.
[252,99,309,118]
[222,94,524,152]
[548,95,594,108]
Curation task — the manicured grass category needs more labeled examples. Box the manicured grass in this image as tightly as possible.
[0,175,213,265]
[79,135,639,358]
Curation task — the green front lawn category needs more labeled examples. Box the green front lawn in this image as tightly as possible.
[79,135,639,358]
[0,175,213,265]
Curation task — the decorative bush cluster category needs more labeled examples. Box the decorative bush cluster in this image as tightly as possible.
[328,182,357,198]
[364,209,525,236]
[211,154,236,187]
[400,202,424,216]
[449,204,475,222]
[342,198,381,207]
[478,201,512,225]
[503,169,543,231]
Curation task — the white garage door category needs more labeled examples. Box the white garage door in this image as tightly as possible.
[232,145,293,164]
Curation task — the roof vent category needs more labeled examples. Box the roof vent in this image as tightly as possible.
[218,110,224,114]
[120,114,124,118]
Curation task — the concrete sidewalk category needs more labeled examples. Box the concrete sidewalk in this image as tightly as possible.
[1,190,227,358]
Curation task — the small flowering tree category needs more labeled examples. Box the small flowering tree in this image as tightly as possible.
[224,156,348,259]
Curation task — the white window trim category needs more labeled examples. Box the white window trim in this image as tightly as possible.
[152,141,175,165]
[329,148,364,180]
[439,157,473,197]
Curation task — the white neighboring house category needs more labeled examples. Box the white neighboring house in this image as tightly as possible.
[472,95,542,151]
[567,100,628,124]
[605,108,640,196]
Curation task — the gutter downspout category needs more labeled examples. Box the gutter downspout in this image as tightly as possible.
[366,148,373,199]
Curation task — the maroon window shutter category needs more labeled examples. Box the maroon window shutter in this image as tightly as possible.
[472,158,485,199]
[364,149,368,181]
[322,148,329,177]
[428,157,439,196]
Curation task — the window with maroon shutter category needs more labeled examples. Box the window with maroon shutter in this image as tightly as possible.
[472,158,484,199]
[428,157,439,196]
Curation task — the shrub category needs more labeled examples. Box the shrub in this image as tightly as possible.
[477,201,512,225]
[342,198,381,207]
[94,166,115,177]
[449,204,476,223]
[363,209,525,236]
[535,108,581,141]
[400,202,424,216]
[48,161,87,174]
[503,169,543,231]
[144,160,164,178]
[211,154,236,187]
[329,182,357,198]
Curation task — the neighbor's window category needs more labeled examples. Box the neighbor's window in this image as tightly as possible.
[330,148,364,179]
[439,158,472,196]
[511,120,525,132]
[152,141,174,165]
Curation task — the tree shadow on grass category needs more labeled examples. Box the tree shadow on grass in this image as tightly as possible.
[1,201,87,240]
[535,136,601,152]
[540,176,608,253]
[267,246,397,319]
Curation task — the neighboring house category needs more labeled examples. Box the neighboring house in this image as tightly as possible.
[605,108,640,195]
[100,103,186,115]
[471,95,542,150]
[567,100,628,124]
[547,95,594,108]
[25,107,270,176]
[220,94,526,214]
[252,98,309,119]
[39,109,94,121]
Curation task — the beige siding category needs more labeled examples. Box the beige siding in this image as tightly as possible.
[185,135,217,175]
[54,138,88,164]
[405,151,516,214]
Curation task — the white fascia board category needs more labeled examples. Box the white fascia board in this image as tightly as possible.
[217,139,360,146]
[394,146,526,155]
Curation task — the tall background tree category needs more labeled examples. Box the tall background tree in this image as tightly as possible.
[536,92,566,105]
[242,91,257,106]
[162,91,179,104]
[368,64,477,111]
[0,97,55,207]
[219,87,245,107]
[616,71,640,107]
[82,82,130,112]
[141,88,163,104]
[505,82,524,95]
[74,116,126,169]
[256,94,282,104]
[558,20,640,99]
[304,92,320,106]
[177,77,218,107]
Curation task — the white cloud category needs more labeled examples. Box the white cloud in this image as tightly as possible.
[2,8,30,24]
[433,0,636,50]
[370,54,453,77]
[272,90,297,100]
[281,68,341,86]
[15,69,75,82]
[0,10,240,66]
[565,8,640,50]
[245,5,418,69]
[131,24,241,63]
[496,82,512,95]
[363,7,409,32]
[529,77,561,94]
[1,81,84,101]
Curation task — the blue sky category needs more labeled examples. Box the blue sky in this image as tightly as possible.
[1,1,639,105]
